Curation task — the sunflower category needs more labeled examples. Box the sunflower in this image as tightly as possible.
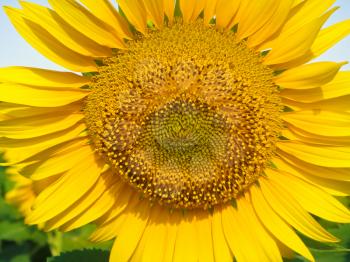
[2,0,350,261]
[5,168,36,217]
[4,168,54,228]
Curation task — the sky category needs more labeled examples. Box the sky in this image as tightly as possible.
[0,0,350,71]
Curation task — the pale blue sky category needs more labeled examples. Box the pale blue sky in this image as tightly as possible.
[0,0,349,71]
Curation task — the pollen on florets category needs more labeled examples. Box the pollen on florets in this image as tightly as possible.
[84,21,282,209]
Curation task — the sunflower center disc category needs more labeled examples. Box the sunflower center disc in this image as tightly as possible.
[84,21,282,209]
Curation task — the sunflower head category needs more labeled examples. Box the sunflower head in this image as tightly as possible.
[2,0,350,261]
[84,21,282,209]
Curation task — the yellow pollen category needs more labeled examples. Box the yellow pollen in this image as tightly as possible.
[84,21,282,209]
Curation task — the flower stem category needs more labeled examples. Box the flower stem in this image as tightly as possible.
[47,231,63,256]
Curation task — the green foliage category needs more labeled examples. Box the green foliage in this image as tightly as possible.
[0,166,49,262]
[174,0,181,17]
[60,225,113,252]
[0,221,46,244]
[0,193,48,261]
[47,249,109,262]
[0,166,112,262]
[0,195,21,220]
[82,72,97,77]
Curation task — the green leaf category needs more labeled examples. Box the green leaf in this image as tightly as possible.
[310,249,350,262]
[174,0,181,17]
[0,221,32,243]
[337,196,350,208]
[82,72,97,77]
[47,249,109,262]
[0,241,37,262]
[0,221,47,245]
[10,254,31,262]
[328,224,350,249]
[0,156,13,195]
[0,197,21,220]
[61,224,113,252]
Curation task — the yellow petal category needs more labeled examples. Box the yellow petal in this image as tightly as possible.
[250,184,314,262]
[267,168,350,223]
[4,7,97,72]
[20,2,112,57]
[163,0,175,23]
[173,214,199,262]
[237,195,282,262]
[275,62,345,89]
[117,0,147,34]
[20,140,90,180]
[192,0,207,23]
[211,207,232,262]
[221,204,265,262]
[14,132,85,164]
[179,0,205,23]
[57,191,114,231]
[311,19,350,58]
[162,212,180,262]
[236,0,279,40]
[215,0,240,29]
[143,0,164,29]
[221,206,245,261]
[259,177,338,242]
[292,0,304,8]
[127,232,147,262]
[195,212,214,262]
[277,141,350,167]
[59,179,119,232]
[96,186,134,226]
[204,0,218,24]
[133,206,168,262]
[44,170,116,230]
[280,71,350,103]
[89,192,141,242]
[0,83,88,107]
[300,172,350,196]
[248,0,294,48]
[277,153,350,181]
[282,127,350,147]
[89,213,127,242]
[6,188,35,216]
[282,110,350,137]
[277,237,303,260]
[272,156,350,196]
[0,113,84,139]
[0,103,80,122]
[282,0,336,34]
[48,0,125,49]
[0,123,86,164]
[313,71,350,100]
[322,71,350,99]
[282,95,350,112]
[79,0,133,39]
[0,104,30,121]
[266,18,350,70]
[109,200,150,261]
[264,9,334,65]
[0,67,90,88]
[6,172,56,217]
[26,152,103,224]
